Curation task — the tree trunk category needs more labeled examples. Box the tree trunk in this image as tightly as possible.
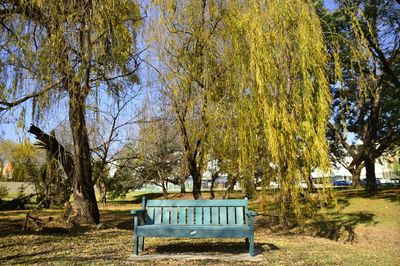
[189,159,202,199]
[162,182,168,199]
[210,171,219,199]
[365,156,378,192]
[306,174,316,193]
[180,182,186,193]
[99,181,107,207]
[223,174,237,199]
[242,176,256,199]
[69,90,100,224]
[349,164,363,189]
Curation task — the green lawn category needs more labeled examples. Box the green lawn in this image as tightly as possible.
[0,189,399,265]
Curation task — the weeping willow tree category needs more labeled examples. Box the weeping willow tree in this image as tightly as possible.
[0,0,141,223]
[150,0,331,224]
[221,0,331,224]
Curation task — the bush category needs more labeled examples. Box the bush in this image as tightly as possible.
[0,184,9,199]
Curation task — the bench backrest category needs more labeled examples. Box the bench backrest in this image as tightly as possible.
[141,198,249,226]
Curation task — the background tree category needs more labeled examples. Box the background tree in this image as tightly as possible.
[325,0,400,191]
[133,109,183,198]
[0,0,142,223]
[149,0,226,199]
[0,139,41,182]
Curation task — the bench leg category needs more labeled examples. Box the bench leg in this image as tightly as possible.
[134,236,138,256]
[249,237,254,257]
[139,237,145,253]
[245,238,249,250]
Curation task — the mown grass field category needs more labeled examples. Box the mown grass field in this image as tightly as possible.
[0,189,399,265]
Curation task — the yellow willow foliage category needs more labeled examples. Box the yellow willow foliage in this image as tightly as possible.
[150,0,331,223]
[222,0,331,223]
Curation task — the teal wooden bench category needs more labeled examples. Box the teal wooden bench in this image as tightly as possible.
[130,197,257,256]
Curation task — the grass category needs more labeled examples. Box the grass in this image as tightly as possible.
[0,189,399,265]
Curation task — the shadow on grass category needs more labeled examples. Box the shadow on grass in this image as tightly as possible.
[305,211,375,242]
[151,241,274,255]
[336,188,400,204]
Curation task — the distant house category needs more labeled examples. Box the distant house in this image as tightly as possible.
[2,162,13,179]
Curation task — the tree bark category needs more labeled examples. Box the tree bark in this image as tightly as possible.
[365,155,378,192]
[180,182,186,193]
[188,158,202,199]
[210,171,219,199]
[68,90,100,224]
[349,163,363,189]
[223,174,237,199]
[99,181,107,207]
[162,183,168,199]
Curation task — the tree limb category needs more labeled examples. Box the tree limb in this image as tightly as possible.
[0,81,61,111]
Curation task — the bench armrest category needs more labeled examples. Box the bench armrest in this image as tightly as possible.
[246,210,257,217]
[130,209,145,216]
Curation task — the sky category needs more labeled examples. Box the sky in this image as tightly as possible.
[0,0,338,143]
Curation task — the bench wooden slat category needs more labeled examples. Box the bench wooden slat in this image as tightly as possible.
[211,207,219,224]
[146,207,154,224]
[236,207,244,225]
[220,207,227,224]
[203,207,211,225]
[170,207,178,224]
[228,207,235,224]
[179,207,186,224]
[195,207,202,225]
[154,207,162,224]
[146,199,247,207]
[187,207,194,225]
[162,207,170,224]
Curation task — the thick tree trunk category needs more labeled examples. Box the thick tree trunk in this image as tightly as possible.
[69,91,100,224]
[349,164,363,189]
[365,156,377,192]
[192,174,202,199]
[242,176,256,199]
[189,159,202,199]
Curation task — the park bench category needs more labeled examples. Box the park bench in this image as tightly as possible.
[130,197,257,256]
